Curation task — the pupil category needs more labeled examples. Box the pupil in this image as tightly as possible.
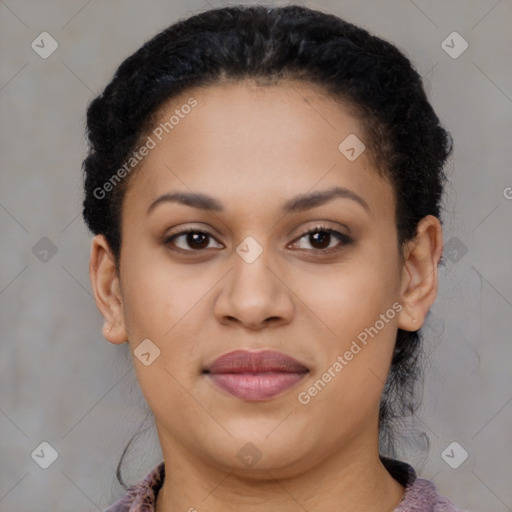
[311,231,330,249]
[188,232,208,249]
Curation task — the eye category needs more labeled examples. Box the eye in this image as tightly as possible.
[290,225,352,254]
[163,225,352,255]
[164,230,223,252]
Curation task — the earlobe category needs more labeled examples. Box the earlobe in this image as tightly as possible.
[397,215,443,332]
[89,234,128,344]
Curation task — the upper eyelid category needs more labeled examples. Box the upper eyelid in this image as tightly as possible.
[165,219,350,238]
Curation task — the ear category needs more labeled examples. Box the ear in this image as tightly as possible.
[89,234,128,344]
[397,215,444,331]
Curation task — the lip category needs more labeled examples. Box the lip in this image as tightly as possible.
[203,349,309,401]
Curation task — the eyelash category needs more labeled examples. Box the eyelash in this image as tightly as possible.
[163,224,353,256]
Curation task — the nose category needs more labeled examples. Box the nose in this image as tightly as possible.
[214,242,295,331]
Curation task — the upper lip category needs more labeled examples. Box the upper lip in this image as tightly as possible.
[204,349,309,374]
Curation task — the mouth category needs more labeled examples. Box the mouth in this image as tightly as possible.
[203,349,309,401]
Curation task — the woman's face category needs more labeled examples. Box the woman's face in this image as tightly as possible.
[100,80,419,476]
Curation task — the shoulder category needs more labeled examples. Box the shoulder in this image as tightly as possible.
[397,477,467,512]
[382,457,466,512]
[103,461,165,512]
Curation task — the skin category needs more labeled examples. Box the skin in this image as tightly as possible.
[89,79,443,512]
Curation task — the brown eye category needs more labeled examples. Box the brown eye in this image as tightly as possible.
[308,230,331,250]
[291,226,352,254]
[164,230,223,252]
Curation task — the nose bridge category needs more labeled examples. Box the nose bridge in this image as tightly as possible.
[232,234,279,300]
[214,233,294,328]
[234,235,275,289]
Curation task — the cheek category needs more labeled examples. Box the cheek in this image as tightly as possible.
[120,246,193,337]
[292,242,401,391]
[295,252,400,335]
[121,274,171,341]
[120,257,208,370]
[120,264,200,412]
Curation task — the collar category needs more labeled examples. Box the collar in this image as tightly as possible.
[105,457,458,511]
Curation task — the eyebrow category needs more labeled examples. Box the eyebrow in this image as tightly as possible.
[146,186,371,215]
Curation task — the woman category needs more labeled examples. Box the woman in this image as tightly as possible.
[82,4,463,511]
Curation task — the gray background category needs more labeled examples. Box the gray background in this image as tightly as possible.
[1,0,511,510]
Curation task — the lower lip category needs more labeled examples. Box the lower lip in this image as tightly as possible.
[207,372,307,401]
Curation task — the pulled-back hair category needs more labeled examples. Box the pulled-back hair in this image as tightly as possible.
[82,4,452,488]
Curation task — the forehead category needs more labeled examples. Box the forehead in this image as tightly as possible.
[122,79,395,223]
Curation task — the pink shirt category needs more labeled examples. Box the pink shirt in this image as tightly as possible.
[104,457,465,511]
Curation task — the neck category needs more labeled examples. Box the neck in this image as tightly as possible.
[154,435,404,512]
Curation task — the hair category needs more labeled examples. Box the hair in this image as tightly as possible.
[81,4,452,489]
